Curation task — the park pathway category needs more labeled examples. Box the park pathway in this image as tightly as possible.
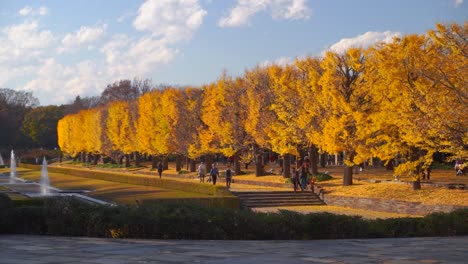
[0,235,466,263]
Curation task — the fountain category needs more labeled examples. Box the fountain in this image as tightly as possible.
[0,153,4,166]
[9,150,16,183]
[40,157,50,195]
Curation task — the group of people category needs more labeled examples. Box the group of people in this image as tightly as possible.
[197,162,232,188]
[291,157,316,192]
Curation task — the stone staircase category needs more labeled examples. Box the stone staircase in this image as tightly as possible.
[231,191,324,208]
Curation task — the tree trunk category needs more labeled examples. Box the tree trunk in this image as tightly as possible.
[255,152,264,177]
[189,158,196,172]
[283,154,290,178]
[151,155,157,169]
[162,155,168,170]
[92,154,99,165]
[80,152,85,163]
[343,166,353,186]
[412,177,421,190]
[320,153,327,168]
[386,159,394,170]
[205,155,213,172]
[234,152,241,175]
[309,145,318,175]
[124,154,130,167]
[175,154,182,171]
[134,152,140,167]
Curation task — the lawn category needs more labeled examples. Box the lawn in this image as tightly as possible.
[44,162,468,206]
[0,167,212,205]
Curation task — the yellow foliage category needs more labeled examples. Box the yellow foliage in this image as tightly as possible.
[106,101,137,154]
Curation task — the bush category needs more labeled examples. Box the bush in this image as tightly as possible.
[178,169,189,174]
[313,172,333,182]
[285,172,333,184]
[2,198,467,240]
[0,193,13,233]
[96,163,125,169]
[0,193,13,210]
[431,162,454,170]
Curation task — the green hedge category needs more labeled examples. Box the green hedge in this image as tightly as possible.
[20,164,233,197]
[1,197,467,239]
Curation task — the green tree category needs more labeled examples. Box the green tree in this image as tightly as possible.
[21,105,65,148]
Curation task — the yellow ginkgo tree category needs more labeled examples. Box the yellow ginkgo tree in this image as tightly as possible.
[106,100,137,167]
[317,48,371,186]
[365,26,467,189]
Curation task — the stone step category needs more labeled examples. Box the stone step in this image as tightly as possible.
[232,191,324,208]
[242,200,324,208]
[233,193,317,198]
[232,191,317,196]
[234,195,319,200]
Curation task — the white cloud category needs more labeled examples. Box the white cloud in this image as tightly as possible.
[101,35,177,80]
[454,0,463,7]
[0,65,37,86]
[133,0,207,42]
[58,25,107,53]
[23,58,107,105]
[327,31,401,54]
[260,56,294,67]
[3,1,206,105]
[0,21,54,63]
[19,6,32,16]
[272,0,311,20]
[19,6,48,16]
[219,0,311,27]
[117,11,134,23]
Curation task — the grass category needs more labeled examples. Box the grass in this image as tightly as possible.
[1,167,212,205]
[253,205,422,219]
[327,179,468,206]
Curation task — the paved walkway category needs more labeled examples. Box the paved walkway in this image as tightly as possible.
[0,235,466,263]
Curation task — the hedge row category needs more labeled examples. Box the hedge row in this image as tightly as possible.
[20,164,233,197]
[1,196,467,240]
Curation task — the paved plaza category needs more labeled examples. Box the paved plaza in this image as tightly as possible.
[0,235,466,263]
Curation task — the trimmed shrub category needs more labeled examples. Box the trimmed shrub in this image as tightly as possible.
[313,172,333,182]
[1,198,467,239]
[0,193,13,210]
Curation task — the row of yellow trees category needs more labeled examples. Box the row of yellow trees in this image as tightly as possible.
[58,23,467,187]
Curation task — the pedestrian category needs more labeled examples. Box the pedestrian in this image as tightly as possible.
[300,157,311,191]
[291,166,299,192]
[198,162,206,182]
[209,163,219,185]
[157,162,163,178]
[225,164,232,188]
[309,176,317,193]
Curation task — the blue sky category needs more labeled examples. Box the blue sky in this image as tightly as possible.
[0,0,466,105]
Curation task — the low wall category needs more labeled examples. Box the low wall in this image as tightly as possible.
[324,195,467,215]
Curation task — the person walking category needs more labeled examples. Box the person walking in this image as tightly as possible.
[291,166,299,192]
[299,157,311,191]
[225,164,233,188]
[157,162,163,178]
[198,162,206,182]
[209,163,219,185]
